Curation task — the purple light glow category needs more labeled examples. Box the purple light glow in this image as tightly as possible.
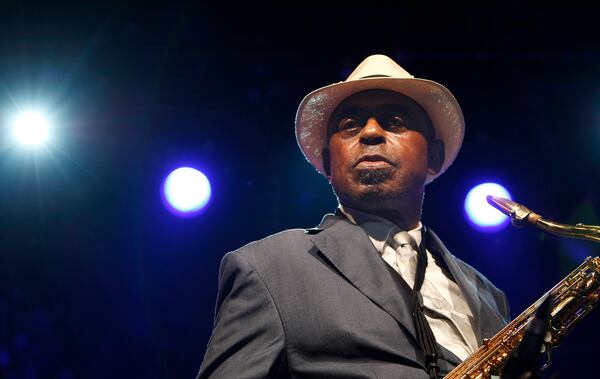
[161,167,211,218]
[464,182,511,232]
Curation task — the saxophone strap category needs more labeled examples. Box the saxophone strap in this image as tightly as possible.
[413,227,441,379]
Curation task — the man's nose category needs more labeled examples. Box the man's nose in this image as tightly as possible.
[359,117,386,145]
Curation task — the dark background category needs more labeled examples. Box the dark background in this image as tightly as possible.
[0,5,599,379]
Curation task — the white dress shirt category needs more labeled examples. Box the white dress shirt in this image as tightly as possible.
[338,205,479,361]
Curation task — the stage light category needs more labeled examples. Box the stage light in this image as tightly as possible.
[161,167,211,217]
[12,111,50,146]
[464,182,511,232]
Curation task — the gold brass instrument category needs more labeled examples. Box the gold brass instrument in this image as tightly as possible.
[444,196,600,379]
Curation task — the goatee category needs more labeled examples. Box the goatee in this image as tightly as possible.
[357,168,391,185]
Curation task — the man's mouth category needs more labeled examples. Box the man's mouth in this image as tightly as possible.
[354,154,395,169]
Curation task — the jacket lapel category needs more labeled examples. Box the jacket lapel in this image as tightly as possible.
[426,228,483,344]
[309,214,419,345]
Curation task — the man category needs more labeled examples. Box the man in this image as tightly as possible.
[197,55,510,378]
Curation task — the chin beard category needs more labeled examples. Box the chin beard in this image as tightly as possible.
[334,168,425,213]
[356,168,392,185]
[343,168,398,208]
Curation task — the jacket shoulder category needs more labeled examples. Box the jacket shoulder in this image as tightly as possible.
[225,228,315,266]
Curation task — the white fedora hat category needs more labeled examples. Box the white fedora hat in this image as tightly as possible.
[295,54,465,184]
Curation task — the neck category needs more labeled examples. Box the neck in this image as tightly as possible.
[341,189,424,231]
[363,208,421,230]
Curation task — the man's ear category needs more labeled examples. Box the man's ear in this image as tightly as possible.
[322,148,331,178]
[427,139,444,175]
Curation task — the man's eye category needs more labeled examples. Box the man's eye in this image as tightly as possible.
[388,116,407,128]
[338,118,360,131]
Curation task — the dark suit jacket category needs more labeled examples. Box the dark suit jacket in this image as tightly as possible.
[198,213,510,379]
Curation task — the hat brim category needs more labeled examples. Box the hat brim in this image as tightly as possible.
[295,77,465,184]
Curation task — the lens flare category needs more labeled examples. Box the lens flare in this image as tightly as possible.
[13,111,50,146]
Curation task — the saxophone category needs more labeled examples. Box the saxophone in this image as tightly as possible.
[444,196,600,379]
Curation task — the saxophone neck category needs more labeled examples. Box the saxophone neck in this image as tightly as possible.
[535,218,600,243]
[486,195,600,243]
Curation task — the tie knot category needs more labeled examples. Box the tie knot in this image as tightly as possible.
[391,230,418,251]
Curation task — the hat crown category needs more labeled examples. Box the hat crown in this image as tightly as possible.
[346,54,415,81]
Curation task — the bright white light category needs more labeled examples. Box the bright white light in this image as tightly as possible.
[464,182,511,232]
[13,111,50,146]
[162,167,211,217]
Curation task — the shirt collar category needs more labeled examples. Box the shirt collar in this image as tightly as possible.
[337,205,423,253]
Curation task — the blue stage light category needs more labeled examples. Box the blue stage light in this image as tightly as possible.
[464,182,511,232]
[162,167,211,217]
[12,111,50,146]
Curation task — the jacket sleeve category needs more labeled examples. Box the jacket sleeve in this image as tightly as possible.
[197,252,287,379]
[498,288,511,324]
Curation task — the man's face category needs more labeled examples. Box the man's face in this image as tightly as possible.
[325,89,443,209]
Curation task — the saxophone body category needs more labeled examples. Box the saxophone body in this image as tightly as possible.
[444,196,600,379]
